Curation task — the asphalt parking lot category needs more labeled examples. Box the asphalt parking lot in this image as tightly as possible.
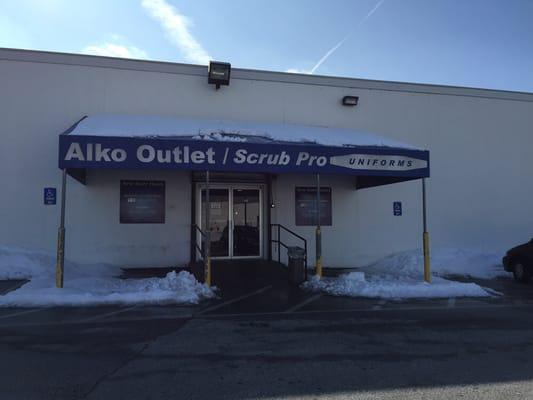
[2,271,533,399]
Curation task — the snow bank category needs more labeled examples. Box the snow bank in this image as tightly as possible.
[303,272,491,300]
[0,246,64,280]
[302,247,507,299]
[365,248,508,280]
[0,246,215,307]
[69,114,417,149]
[0,245,118,281]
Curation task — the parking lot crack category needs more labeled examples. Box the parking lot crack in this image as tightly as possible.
[81,341,150,399]
[81,318,192,399]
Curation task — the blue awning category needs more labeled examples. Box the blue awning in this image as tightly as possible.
[58,115,429,189]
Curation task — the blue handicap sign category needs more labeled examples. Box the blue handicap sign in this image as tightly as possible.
[44,188,57,205]
[393,201,402,216]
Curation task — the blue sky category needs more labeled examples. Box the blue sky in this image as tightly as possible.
[1,0,532,92]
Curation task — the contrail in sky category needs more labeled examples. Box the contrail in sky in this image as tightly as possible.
[309,0,385,74]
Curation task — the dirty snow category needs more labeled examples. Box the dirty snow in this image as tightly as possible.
[1,245,507,304]
[303,247,508,299]
[364,248,508,280]
[69,114,417,149]
[0,246,215,307]
[303,272,492,300]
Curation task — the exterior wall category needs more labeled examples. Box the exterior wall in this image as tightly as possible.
[68,170,191,266]
[1,49,533,268]
[271,175,420,267]
[272,174,358,267]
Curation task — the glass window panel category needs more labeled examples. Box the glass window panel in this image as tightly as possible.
[201,189,229,257]
[233,189,260,257]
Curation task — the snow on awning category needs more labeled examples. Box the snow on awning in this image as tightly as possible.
[58,114,429,188]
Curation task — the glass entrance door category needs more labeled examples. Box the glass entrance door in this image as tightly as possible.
[232,189,260,257]
[199,186,262,259]
[201,188,230,257]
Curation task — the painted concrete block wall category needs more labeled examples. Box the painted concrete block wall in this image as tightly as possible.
[271,175,421,268]
[272,174,360,268]
[66,169,191,266]
[1,51,533,268]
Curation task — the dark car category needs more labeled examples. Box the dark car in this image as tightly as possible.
[503,239,533,282]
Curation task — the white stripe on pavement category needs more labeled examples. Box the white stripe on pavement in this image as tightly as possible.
[198,301,530,319]
[284,294,322,313]
[80,305,139,322]
[0,301,531,328]
[196,285,273,315]
[0,307,48,320]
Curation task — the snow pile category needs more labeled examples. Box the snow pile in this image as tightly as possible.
[0,246,215,307]
[303,272,491,299]
[302,247,507,299]
[365,248,508,280]
[70,114,417,149]
[0,246,60,280]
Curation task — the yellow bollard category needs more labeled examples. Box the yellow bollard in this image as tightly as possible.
[423,231,431,283]
[55,227,65,288]
[316,257,323,278]
[316,227,322,278]
[205,257,212,287]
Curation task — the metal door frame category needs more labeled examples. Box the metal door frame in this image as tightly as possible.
[196,183,263,260]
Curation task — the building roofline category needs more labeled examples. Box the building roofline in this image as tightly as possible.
[1,47,533,102]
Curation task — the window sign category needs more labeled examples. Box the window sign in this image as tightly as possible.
[120,180,165,224]
[295,187,332,226]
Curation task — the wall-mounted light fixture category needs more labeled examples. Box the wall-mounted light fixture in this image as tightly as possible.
[342,96,359,106]
[208,61,231,90]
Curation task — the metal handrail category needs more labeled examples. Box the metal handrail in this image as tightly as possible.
[270,224,308,279]
[192,224,206,260]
